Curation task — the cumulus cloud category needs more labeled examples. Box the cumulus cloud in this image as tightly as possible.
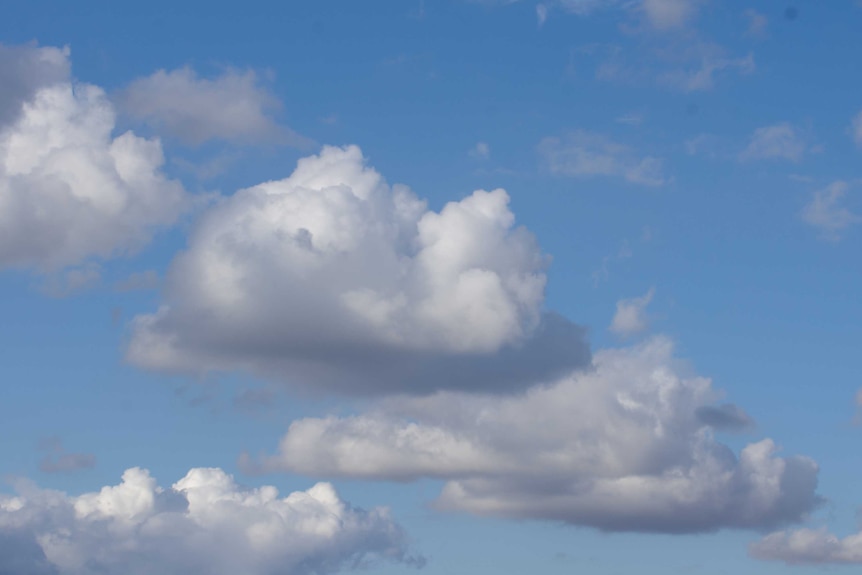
[801,181,861,240]
[751,527,862,564]
[128,145,589,395]
[739,123,807,162]
[0,466,420,575]
[248,337,820,534]
[0,43,70,126]
[0,44,194,271]
[609,288,654,337]
[120,67,310,147]
[539,131,666,186]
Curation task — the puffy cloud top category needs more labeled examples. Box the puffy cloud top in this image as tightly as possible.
[0,466,419,575]
[0,44,192,270]
[128,145,589,394]
[249,337,820,533]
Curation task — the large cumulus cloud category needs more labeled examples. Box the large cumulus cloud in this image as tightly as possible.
[128,144,590,394]
[246,337,820,533]
[0,467,420,575]
[0,44,193,270]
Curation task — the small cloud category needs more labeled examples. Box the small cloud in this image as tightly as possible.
[321,114,338,125]
[640,0,699,30]
[740,122,807,162]
[615,112,644,126]
[114,269,160,292]
[120,67,311,148]
[469,141,491,160]
[37,437,96,474]
[609,288,654,337]
[537,3,549,26]
[539,130,667,186]
[41,263,102,298]
[851,110,862,146]
[695,404,755,432]
[744,9,768,38]
[801,181,861,241]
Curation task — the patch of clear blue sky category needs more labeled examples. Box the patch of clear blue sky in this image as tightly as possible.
[1,1,861,573]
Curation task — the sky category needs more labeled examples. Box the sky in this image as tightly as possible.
[1,0,861,573]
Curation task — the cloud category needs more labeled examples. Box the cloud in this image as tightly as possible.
[0,44,195,271]
[469,141,491,160]
[0,43,70,127]
[660,52,755,92]
[695,404,755,432]
[739,123,807,162]
[0,467,420,575]
[609,288,654,337]
[539,131,667,186]
[128,145,590,395]
[639,0,698,30]
[801,181,861,240]
[120,67,310,147]
[744,9,768,38]
[37,438,96,474]
[852,110,862,146]
[248,337,821,534]
[114,269,160,292]
[751,528,862,564]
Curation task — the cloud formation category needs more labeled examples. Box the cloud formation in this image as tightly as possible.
[0,44,193,271]
[751,527,862,564]
[801,181,860,240]
[0,467,419,575]
[37,438,96,474]
[128,145,590,395]
[248,337,820,534]
[739,123,807,162]
[609,288,654,337]
[120,67,309,147]
[539,131,666,186]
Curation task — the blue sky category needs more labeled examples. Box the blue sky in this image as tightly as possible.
[1,1,861,573]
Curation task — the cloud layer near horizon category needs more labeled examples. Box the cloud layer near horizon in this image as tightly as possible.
[0,467,419,575]
[128,144,590,395]
[247,336,820,534]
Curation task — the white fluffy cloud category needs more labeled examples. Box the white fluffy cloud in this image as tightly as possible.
[640,0,697,30]
[248,336,820,533]
[0,466,419,575]
[0,45,193,271]
[751,528,862,564]
[801,181,860,240]
[739,122,807,162]
[120,67,309,147]
[609,288,654,337]
[539,131,666,186]
[128,145,589,394]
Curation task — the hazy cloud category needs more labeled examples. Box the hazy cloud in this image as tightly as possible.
[37,438,96,474]
[751,527,862,564]
[540,131,667,186]
[609,288,654,337]
[120,67,310,147]
[801,181,861,240]
[740,123,807,162]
